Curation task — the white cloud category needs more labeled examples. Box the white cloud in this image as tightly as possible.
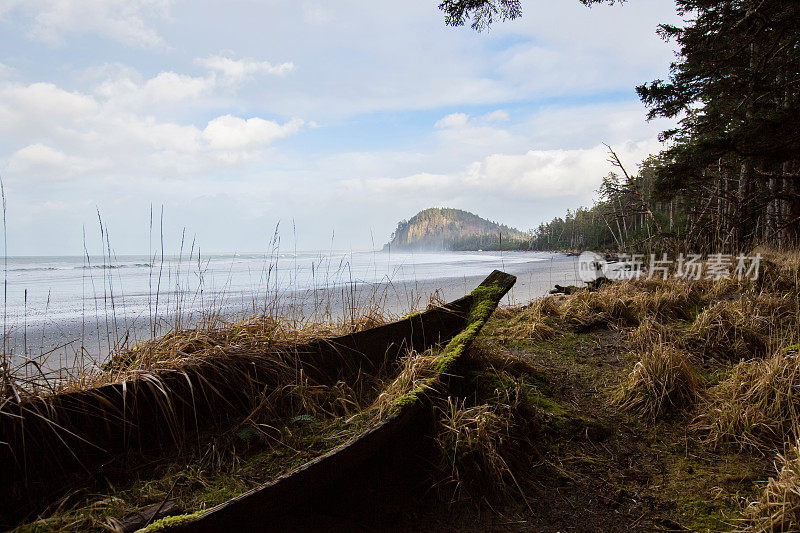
[87,55,294,110]
[1,0,173,48]
[197,54,295,84]
[434,113,469,129]
[0,82,98,136]
[342,139,661,203]
[430,112,519,161]
[483,110,509,122]
[201,115,304,150]
[95,72,214,107]
[0,80,307,183]
[95,70,211,108]
[6,143,108,178]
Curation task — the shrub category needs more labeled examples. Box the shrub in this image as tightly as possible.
[613,344,701,420]
[742,440,800,532]
[696,350,800,449]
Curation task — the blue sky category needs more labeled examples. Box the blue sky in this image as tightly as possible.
[0,0,680,255]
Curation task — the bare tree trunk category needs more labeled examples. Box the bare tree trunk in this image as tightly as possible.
[669,199,674,232]
[737,43,755,248]
[606,145,663,233]
[767,175,778,244]
[738,161,751,246]
[786,163,800,247]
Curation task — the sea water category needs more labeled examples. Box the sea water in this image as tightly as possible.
[0,250,579,371]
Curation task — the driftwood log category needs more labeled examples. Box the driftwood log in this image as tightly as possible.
[1,270,515,528]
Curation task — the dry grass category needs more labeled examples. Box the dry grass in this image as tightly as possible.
[435,396,530,503]
[558,277,707,332]
[696,349,800,450]
[755,247,800,294]
[613,344,701,420]
[490,297,560,342]
[687,294,796,360]
[627,317,684,352]
[372,348,440,418]
[741,439,800,532]
[105,308,389,382]
[634,279,707,321]
[560,287,639,330]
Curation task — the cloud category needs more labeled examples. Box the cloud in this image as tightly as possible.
[6,143,109,178]
[435,113,469,129]
[201,115,305,151]
[94,70,211,108]
[197,54,295,84]
[87,55,294,110]
[0,82,98,136]
[430,112,520,162]
[0,79,306,183]
[1,0,173,48]
[342,139,661,203]
[483,110,509,122]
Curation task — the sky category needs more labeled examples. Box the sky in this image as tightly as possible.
[0,0,681,255]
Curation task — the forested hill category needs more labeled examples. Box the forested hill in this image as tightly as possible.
[384,208,530,251]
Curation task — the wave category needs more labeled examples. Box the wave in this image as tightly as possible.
[78,263,153,270]
[8,266,64,272]
[8,263,153,273]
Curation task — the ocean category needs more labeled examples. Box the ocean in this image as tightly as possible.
[0,250,581,373]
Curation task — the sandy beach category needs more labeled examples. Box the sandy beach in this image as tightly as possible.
[4,252,582,375]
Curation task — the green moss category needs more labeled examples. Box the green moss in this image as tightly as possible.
[532,331,586,356]
[137,510,205,532]
[474,370,566,418]
[392,382,430,407]
[434,281,509,375]
[653,451,765,532]
[526,387,568,417]
[198,484,237,507]
[391,280,511,411]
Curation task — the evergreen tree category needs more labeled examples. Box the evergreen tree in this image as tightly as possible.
[637,0,800,246]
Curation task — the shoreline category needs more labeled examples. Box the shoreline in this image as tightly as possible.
[5,253,582,374]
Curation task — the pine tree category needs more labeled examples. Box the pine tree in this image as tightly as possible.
[637,0,800,247]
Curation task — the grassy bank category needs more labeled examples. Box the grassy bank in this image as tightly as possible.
[389,248,800,531]
[11,250,800,531]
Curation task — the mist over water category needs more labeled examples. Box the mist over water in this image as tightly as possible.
[0,250,580,370]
